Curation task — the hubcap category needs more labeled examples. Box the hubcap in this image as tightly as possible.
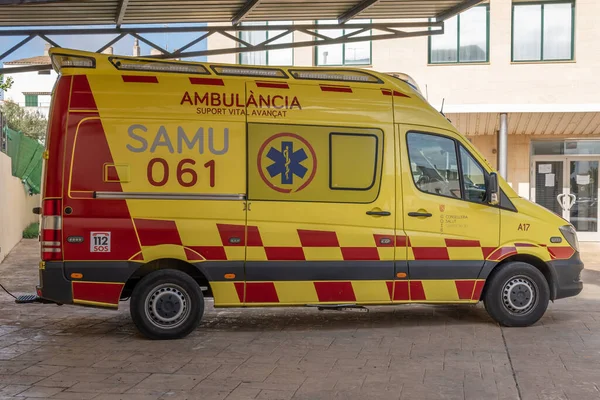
[145,283,190,329]
[502,276,537,315]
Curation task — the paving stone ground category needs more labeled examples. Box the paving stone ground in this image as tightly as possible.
[0,239,599,400]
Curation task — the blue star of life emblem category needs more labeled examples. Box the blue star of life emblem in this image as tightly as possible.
[266,141,308,184]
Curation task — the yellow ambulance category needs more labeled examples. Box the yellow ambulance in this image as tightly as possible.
[34,48,582,339]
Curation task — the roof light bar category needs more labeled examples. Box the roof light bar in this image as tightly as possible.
[51,54,95,71]
[212,66,287,78]
[290,69,383,84]
[110,57,209,75]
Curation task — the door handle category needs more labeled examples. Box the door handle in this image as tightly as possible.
[557,194,576,211]
[567,194,576,210]
[408,211,433,218]
[557,194,567,211]
[366,210,391,216]
[557,193,564,210]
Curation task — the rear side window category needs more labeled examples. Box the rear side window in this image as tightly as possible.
[407,132,461,199]
[330,133,378,190]
[248,123,384,203]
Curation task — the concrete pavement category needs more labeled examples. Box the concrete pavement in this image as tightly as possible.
[0,239,599,399]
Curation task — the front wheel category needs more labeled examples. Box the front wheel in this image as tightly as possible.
[130,269,204,340]
[483,261,550,327]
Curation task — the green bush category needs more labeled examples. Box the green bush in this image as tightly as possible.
[22,222,39,239]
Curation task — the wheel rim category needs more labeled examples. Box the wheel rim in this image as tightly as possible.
[501,275,538,316]
[144,283,190,330]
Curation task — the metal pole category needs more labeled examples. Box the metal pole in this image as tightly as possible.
[498,113,508,180]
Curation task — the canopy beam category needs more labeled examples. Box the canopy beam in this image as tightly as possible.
[0,21,444,74]
[231,0,262,25]
[338,0,381,24]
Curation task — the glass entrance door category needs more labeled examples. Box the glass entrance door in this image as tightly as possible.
[532,157,600,241]
[568,159,599,241]
[534,160,564,216]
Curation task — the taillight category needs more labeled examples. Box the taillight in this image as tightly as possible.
[41,199,62,261]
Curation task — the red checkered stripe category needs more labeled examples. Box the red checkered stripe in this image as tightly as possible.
[410,239,575,262]
[129,219,575,262]
[487,242,574,261]
[173,223,402,261]
[231,279,485,304]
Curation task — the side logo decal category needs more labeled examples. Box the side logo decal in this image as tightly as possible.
[91,231,111,253]
[258,132,317,193]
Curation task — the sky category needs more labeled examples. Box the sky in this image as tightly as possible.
[0,23,209,63]
[0,24,210,100]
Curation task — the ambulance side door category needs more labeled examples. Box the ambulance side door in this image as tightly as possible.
[243,81,397,305]
[399,124,500,302]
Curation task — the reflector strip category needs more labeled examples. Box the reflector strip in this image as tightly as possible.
[256,81,289,89]
[320,85,353,93]
[122,75,158,83]
[42,241,60,247]
[189,77,225,86]
[42,216,62,230]
[42,247,61,253]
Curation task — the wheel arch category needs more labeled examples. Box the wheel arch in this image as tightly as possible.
[121,258,212,299]
[480,254,557,300]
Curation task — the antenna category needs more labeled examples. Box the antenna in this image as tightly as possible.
[425,84,429,101]
[440,98,445,116]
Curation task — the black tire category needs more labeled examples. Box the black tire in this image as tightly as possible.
[483,261,550,327]
[130,269,204,340]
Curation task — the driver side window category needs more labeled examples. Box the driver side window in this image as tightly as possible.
[460,145,487,203]
[407,132,461,199]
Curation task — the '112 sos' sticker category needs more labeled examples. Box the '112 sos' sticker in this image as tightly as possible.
[90,232,111,253]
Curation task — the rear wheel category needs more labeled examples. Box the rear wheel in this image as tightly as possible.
[483,261,550,327]
[130,269,204,340]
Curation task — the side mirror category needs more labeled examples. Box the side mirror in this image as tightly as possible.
[488,172,500,205]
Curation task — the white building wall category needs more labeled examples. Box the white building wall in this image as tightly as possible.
[0,151,40,262]
[3,69,58,118]
[373,0,598,112]
[208,0,599,112]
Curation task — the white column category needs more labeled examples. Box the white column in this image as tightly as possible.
[498,113,508,180]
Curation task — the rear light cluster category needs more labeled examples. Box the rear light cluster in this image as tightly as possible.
[41,199,62,261]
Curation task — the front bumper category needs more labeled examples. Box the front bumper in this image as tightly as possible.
[549,251,584,300]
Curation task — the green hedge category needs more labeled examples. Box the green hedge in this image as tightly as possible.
[3,126,43,195]
[23,222,39,239]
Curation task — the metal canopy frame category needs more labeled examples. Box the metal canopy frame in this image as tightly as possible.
[0,0,485,74]
[0,21,446,74]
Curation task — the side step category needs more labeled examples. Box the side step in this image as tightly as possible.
[14,295,58,305]
[15,294,41,304]
[308,304,369,313]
